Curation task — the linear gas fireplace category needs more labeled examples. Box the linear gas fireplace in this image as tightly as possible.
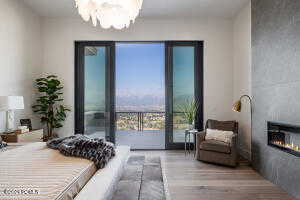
[268,121,300,157]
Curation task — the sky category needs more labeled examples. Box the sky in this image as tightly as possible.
[84,43,194,112]
[116,43,165,97]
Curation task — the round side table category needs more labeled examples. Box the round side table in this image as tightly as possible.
[185,129,198,156]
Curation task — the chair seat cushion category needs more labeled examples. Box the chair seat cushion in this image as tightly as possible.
[199,139,231,154]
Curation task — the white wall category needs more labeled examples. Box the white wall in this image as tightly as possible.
[0,0,42,132]
[41,17,235,137]
[233,2,251,160]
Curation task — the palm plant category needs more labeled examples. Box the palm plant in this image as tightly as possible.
[32,75,70,141]
[177,99,200,129]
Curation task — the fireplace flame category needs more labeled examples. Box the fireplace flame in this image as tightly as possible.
[273,140,300,151]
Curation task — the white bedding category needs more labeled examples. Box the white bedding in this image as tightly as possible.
[75,146,130,200]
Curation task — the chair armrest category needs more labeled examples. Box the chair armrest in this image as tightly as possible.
[230,134,238,166]
[196,131,206,146]
[230,134,238,148]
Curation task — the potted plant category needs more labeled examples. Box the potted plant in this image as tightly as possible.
[32,75,70,141]
[178,99,200,130]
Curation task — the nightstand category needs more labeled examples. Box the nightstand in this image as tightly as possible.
[0,129,43,143]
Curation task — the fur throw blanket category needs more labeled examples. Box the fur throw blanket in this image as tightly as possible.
[47,135,115,169]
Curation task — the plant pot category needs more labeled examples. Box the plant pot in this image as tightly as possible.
[43,126,58,142]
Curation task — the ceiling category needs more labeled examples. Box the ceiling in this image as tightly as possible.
[23,0,250,19]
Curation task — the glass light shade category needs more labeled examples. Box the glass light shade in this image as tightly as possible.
[75,0,143,29]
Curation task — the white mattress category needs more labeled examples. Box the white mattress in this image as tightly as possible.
[0,143,130,200]
[0,142,98,200]
[75,146,130,200]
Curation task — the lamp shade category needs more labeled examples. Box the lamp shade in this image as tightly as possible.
[232,100,241,112]
[0,96,24,111]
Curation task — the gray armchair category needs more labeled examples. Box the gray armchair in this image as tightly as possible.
[196,119,239,167]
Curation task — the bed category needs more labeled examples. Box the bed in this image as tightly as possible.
[0,142,130,200]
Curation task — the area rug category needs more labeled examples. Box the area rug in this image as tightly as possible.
[112,155,166,200]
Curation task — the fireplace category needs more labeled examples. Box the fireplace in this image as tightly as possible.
[268,121,300,157]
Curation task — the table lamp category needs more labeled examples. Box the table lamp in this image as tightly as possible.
[0,96,24,132]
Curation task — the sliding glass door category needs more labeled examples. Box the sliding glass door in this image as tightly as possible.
[165,41,203,149]
[75,41,203,149]
[75,42,115,143]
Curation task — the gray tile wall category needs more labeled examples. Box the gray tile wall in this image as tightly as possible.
[252,0,300,199]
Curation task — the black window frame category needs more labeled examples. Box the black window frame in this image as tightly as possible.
[165,41,204,149]
[74,41,203,149]
[74,41,115,143]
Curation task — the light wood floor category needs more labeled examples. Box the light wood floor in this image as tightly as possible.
[131,150,294,200]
